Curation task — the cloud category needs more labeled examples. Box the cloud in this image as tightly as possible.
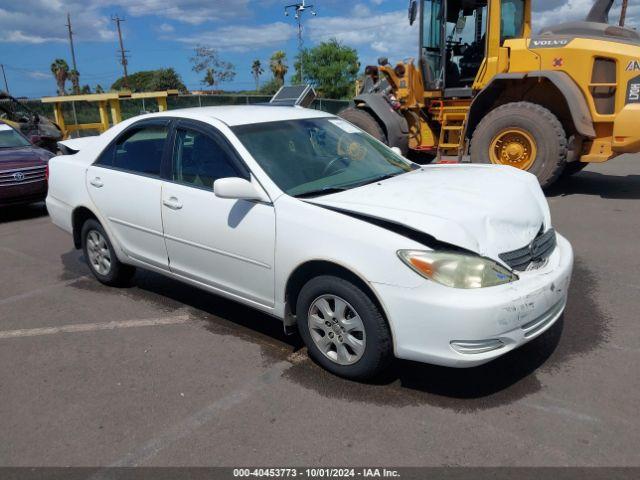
[27,71,50,80]
[307,9,419,65]
[176,22,295,52]
[0,2,114,44]
[157,23,175,33]
[114,0,254,26]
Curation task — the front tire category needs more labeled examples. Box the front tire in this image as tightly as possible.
[470,102,568,189]
[81,219,135,287]
[339,107,387,144]
[296,276,392,380]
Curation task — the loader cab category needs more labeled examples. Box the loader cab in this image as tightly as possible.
[413,0,528,95]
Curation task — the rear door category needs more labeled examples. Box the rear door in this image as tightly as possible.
[86,119,171,269]
[161,119,276,307]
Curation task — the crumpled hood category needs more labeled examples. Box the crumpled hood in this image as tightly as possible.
[308,164,552,262]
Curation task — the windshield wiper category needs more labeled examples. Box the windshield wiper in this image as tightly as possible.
[347,172,403,189]
[294,186,348,198]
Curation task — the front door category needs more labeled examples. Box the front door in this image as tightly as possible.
[161,120,276,307]
[86,120,170,269]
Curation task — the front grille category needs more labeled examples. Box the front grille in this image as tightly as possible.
[0,165,46,187]
[499,228,557,272]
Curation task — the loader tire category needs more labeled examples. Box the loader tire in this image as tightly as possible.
[470,102,568,189]
[339,107,387,144]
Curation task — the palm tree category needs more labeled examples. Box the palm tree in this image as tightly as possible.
[203,68,216,88]
[251,60,264,91]
[68,69,80,95]
[269,51,288,87]
[50,59,69,96]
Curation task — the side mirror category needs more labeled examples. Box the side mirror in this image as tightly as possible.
[214,177,269,202]
[408,0,418,26]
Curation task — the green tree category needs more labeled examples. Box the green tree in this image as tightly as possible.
[80,84,91,94]
[258,78,281,96]
[68,69,80,95]
[111,69,187,93]
[95,84,104,94]
[190,45,236,87]
[251,59,264,91]
[269,51,288,87]
[50,59,69,96]
[292,39,360,99]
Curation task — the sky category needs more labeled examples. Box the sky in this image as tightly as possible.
[0,0,637,98]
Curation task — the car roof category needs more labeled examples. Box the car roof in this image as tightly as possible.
[155,105,335,127]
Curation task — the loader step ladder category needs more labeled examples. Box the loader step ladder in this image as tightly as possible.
[437,112,466,160]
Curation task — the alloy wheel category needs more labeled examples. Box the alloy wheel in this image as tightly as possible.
[86,230,112,276]
[307,294,366,365]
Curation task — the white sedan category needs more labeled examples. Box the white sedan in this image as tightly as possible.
[46,106,573,380]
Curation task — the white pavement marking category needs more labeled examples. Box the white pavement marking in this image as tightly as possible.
[0,276,90,307]
[94,360,293,471]
[0,316,191,339]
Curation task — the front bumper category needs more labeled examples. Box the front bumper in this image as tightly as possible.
[373,233,574,368]
[0,181,48,207]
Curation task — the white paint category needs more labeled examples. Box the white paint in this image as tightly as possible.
[0,316,191,339]
[46,106,574,370]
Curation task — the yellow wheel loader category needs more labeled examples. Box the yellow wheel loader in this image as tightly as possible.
[339,0,640,187]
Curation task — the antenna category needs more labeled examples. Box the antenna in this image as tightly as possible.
[284,1,317,83]
[112,15,130,89]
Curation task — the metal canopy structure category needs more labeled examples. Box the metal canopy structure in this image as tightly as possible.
[41,90,179,137]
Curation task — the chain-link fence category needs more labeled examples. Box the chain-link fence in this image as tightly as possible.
[5,95,350,130]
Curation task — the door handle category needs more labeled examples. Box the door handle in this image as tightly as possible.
[163,197,183,210]
[90,177,103,188]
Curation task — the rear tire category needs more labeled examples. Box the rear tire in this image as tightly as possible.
[296,275,392,381]
[81,219,135,287]
[339,107,387,144]
[470,102,568,189]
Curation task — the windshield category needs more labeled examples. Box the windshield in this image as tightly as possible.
[0,124,30,148]
[232,117,416,197]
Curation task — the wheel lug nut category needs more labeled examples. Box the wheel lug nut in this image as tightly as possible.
[338,335,343,342]
[325,321,331,327]
[329,332,334,339]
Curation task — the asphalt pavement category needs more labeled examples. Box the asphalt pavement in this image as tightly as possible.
[0,157,639,467]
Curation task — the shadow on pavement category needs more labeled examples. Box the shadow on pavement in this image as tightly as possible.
[61,241,607,410]
[0,202,48,224]
[547,170,640,200]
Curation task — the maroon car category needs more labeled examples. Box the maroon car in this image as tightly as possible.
[0,123,54,207]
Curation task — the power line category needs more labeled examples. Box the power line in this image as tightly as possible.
[112,14,130,89]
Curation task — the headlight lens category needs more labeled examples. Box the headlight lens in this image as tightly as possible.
[397,250,518,289]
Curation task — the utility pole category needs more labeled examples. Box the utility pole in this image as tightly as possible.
[284,1,317,84]
[112,15,129,89]
[66,11,80,108]
[66,13,78,73]
[0,64,9,94]
[620,0,628,26]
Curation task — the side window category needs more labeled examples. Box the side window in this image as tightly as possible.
[172,128,240,189]
[96,125,168,176]
[500,0,525,43]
